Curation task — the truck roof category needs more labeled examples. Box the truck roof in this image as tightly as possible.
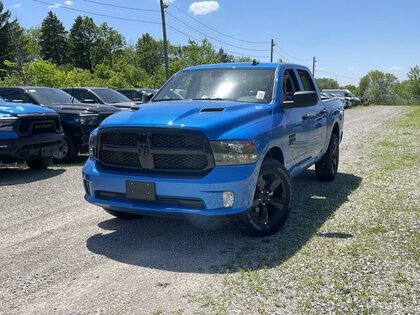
[183,62,306,71]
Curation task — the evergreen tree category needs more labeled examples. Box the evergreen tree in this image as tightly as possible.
[0,1,17,78]
[40,11,69,65]
[69,16,97,70]
[135,33,163,75]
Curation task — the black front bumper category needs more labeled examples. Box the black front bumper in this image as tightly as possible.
[0,133,64,162]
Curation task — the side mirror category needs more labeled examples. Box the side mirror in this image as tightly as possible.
[142,93,154,103]
[288,91,318,107]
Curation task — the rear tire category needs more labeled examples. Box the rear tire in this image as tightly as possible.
[26,157,53,169]
[53,134,78,163]
[102,207,143,219]
[315,133,339,181]
[238,159,293,236]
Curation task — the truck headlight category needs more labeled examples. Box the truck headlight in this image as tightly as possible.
[210,141,258,165]
[80,115,99,126]
[0,118,17,131]
[88,132,98,158]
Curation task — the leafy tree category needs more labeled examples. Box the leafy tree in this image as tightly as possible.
[91,22,125,66]
[69,16,97,70]
[407,65,420,97]
[40,11,69,65]
[22,27,42,61]
[360,70,398,104]
[218,48,234,63]
[135,33,163,75]
[316,78,339,90]
[341,84,359,95]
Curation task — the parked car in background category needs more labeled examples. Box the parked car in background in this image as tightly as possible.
[0,87,119,163]
[322,89,360,106]
[116,88,158,103]
[62,87,136,109]
[0,96,64,169]
[83,62,344,236]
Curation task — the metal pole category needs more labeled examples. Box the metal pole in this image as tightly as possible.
[160,0,169,80]
[312,56,316,76]
[270,39,275,62]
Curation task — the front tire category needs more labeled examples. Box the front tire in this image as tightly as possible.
[239,159,293,236]
[53,134,78,163]
[102,207,142,219]
[26,157,53,169]
[315,133,339,181]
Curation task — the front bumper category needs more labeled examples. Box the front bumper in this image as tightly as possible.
[82,158,261,217]
[0,133,64,162]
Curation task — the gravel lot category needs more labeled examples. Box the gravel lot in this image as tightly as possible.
[0,105,417,314]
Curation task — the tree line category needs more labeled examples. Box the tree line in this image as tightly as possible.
[0,2,419,105]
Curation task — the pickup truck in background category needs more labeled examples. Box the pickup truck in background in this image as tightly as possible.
[0,97,64,169]
[83,62,344,236]
[62,87,137,109]
[0,87,120,163]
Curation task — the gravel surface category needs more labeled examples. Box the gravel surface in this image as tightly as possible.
[0,105,417,314]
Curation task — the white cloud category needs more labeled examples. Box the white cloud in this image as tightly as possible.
[390,66,402,71]
[64,0,73,5]
[13,4,21,8]
[347,66,354,70]
[189,1,220,15]
[48,3,62,9]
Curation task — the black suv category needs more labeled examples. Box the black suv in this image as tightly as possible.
[0,87,120,163]
[62,87,136,109]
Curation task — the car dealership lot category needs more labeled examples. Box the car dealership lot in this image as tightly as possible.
[1,106,418,314]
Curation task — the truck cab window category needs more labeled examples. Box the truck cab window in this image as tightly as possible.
[297,69,316,91]
[283,69,299,101]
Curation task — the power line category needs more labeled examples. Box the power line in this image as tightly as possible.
[32,0,268,60]
[32,0,161,25]
[82,0,160,12]
[77,0,269,52]
[170,3,269,45]
[274,45,312,62]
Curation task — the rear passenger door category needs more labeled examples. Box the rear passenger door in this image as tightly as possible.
[296,69,327,159]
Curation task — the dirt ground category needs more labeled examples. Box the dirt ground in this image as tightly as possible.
[0,105,412,314]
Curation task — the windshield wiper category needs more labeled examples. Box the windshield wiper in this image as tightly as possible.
[192,98,230,101]
[152,98,182,102]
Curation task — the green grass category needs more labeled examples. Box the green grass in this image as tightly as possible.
[192,106,420,314]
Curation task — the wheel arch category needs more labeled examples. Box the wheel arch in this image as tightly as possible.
[264,146,284,164]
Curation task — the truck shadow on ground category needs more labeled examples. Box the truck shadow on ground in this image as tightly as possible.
[0,166,65,186]
[86,169,362,274]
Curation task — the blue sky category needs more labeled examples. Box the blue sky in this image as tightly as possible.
[3,0,419,85]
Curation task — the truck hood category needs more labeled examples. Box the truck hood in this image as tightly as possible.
[100,100,272,139]
[0,102,56,117]
[48,103,120,115]
[106,101,137,109]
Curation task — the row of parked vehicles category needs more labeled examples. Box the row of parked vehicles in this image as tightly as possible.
[320,89,367,108]
[0,87,156,167]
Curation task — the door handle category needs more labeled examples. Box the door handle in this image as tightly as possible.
[319,109,327,115]
[302,114,312,120]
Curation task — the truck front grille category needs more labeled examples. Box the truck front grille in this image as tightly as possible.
[97,128,214,175]
[15,115,61,136]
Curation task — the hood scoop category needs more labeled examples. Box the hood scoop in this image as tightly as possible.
[200,107,225,113]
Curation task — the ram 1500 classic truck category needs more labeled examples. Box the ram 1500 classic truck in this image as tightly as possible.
[0,97,64,169]
[0,87,120,163]
[83,62,344,236]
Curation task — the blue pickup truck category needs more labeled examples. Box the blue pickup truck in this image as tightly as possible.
[0,97,64,169]
[83,62,344,236]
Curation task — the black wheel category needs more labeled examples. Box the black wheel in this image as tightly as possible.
[239,159,293,236]
[53,134,78,163]
[26,157,53,169]
[102,207,142,219]
[315,133,339,181]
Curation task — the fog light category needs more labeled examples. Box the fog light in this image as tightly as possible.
[223,191,234,208]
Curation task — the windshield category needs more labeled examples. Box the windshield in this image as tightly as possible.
[153,68,275,104]
[27,88,80,105]
[92,89,132,103]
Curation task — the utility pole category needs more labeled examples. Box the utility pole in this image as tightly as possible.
[270,39,275,62]
[312,56,316,76]
[160,0,169,80]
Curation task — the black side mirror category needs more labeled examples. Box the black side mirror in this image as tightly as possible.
[142,93,154,103]
[286,91,318,107]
